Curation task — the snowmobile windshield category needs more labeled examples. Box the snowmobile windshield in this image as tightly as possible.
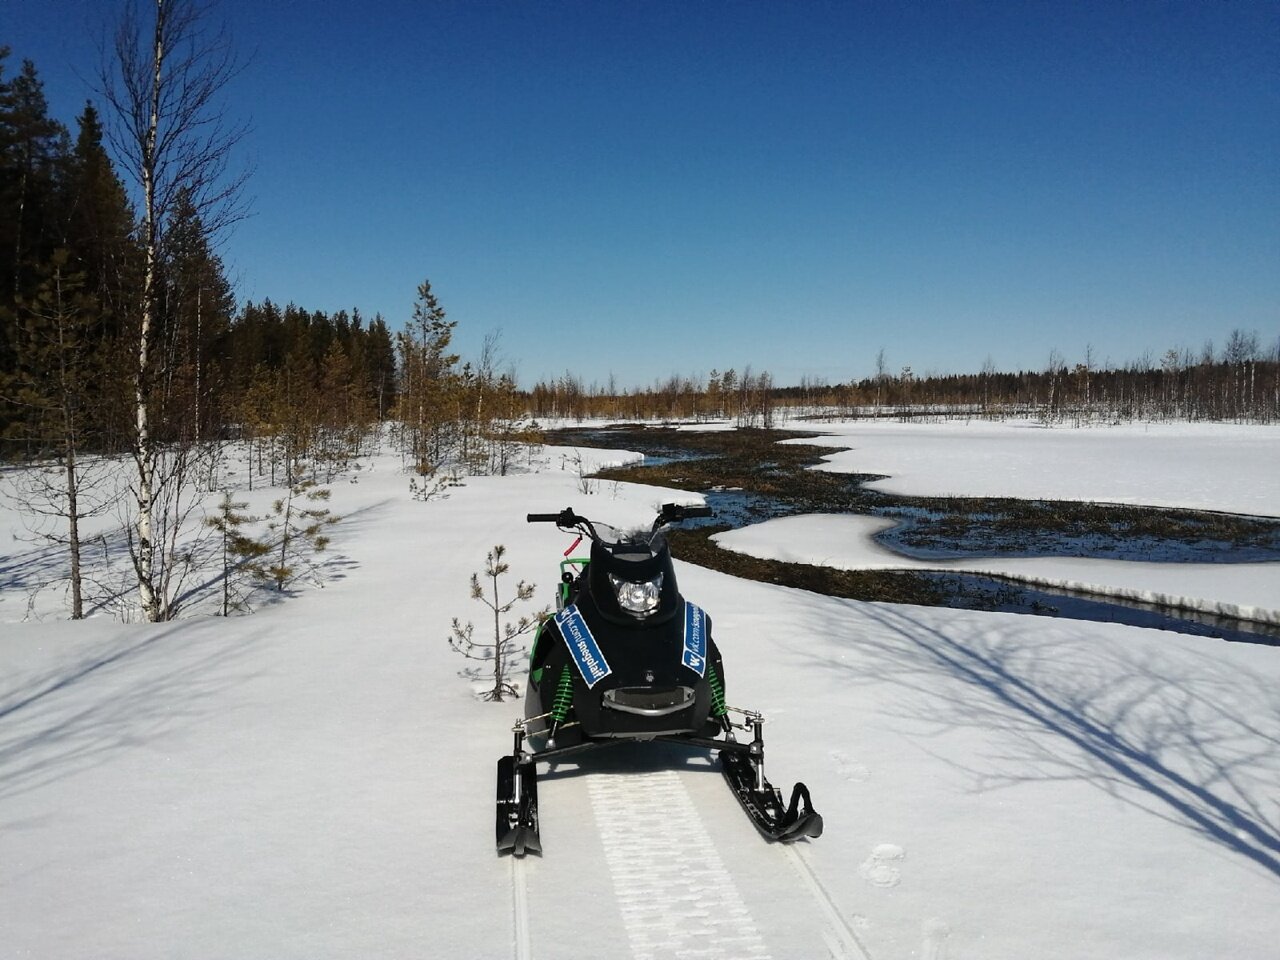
[589,522,626,545]
[586,536,680,626]
[588,522,662,550]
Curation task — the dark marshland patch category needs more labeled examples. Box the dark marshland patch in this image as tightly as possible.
[546,424,1280,645]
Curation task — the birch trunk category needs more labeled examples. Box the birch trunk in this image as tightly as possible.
[64,441,84,620]
[134,1,165,622]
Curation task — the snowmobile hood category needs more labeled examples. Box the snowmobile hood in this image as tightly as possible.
[586,536,681,626]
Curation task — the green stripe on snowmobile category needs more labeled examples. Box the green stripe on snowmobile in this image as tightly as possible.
[550,665,574,723]
[708,663,728,717]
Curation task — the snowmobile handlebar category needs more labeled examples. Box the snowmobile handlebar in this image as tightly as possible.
[527,503,713,540]
[527,508,601,542]
[527,508,596,527]
[527,511,577,524]
[652,503,713,529]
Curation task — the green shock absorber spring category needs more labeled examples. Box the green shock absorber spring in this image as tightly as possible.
[550,665,575,724]
[707,663,728,718]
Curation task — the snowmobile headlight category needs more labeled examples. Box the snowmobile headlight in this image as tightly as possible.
[609,573,663,617]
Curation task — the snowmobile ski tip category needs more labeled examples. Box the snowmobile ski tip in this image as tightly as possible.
[720,749,824,842]
[496,755,541,856]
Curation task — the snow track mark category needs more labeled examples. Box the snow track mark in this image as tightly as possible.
[921,917,951,960]
[781,844,874,960]
[589,770,771,960]
[511,856,532,960]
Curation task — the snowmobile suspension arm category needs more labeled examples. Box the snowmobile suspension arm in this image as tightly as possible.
[514,732,760,767]
[655,734,759,758]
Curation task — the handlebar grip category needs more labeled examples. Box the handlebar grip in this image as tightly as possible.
[684,505,714,518]
[527,513,562,523]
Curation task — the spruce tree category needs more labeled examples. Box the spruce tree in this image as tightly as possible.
[63,102,137,324]
[2,52,72,434]
[399,279,459,473]
[60,103,139,452]
[365,313,397,421]
[159,188,234,444]
[1,56,69,303]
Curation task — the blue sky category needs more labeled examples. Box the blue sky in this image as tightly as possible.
[10,0,1279,388]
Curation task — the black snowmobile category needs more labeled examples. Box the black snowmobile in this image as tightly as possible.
[496,503,823,855]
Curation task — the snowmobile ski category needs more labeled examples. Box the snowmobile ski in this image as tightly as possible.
[720,748,823,842]
[495,755,541,856]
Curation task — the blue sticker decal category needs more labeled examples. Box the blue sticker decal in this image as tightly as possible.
[681,602,708,676]
[555,604,612,688]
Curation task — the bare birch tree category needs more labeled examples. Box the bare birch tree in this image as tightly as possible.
[98,0,248,620]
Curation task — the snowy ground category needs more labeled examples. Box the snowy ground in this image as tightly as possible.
[786,417,1280,516]
[2,421,1279,959]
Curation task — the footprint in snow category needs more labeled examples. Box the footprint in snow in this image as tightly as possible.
[858,843,905,888]
[829,749,869,782]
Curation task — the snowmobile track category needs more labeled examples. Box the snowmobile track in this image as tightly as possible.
[589,769,772,959]
[508,767,868,960]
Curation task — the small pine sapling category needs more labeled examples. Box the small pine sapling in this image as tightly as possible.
[204,491,271,614]
[265,478,339,591]
[448,544,547,701]
[408,467,463,501]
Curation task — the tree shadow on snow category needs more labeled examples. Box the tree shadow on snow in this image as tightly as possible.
[0,623,268,808]
[811,602,1280,881]
[0,540,68,594]
[0,523,143,620]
